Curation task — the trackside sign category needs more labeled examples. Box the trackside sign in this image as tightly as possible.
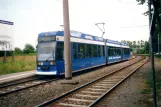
[0,20,14,51]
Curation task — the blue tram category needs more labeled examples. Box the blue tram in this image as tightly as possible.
[36,30,130,75]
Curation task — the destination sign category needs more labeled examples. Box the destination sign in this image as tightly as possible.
[38,36,56,42]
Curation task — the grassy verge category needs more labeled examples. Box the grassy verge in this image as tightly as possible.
[0,55,36,75]
[140,57,161,106]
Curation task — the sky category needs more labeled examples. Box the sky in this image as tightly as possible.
[0,0,149,49]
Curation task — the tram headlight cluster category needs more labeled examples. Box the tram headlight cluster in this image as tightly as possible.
[50,61,55,65]
[37,62,43,65]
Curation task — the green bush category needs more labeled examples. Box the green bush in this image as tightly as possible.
[23,44,35,54]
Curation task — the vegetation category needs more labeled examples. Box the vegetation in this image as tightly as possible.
[14,44,35,55]
[0,56,36,75]
[135,0,161,54]
[121,40,149,54]
[23,44,35,54]
[14,47,23,55]
[141,56,161,105]
[0,43,36,75]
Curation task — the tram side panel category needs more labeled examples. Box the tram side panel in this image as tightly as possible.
[122,48,130,61]
[107,46,122,64]
[56,42,106,75]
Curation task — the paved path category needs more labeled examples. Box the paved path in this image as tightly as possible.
[0,70,36,84]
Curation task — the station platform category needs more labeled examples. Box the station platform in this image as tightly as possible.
[0,70,36,84]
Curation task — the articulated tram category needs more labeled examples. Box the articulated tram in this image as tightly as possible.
[36,30,130,75]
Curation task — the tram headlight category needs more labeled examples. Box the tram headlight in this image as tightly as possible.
[50,61,55,65]
[37,62,43,65]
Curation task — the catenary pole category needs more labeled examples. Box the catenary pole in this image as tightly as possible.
[150,0,161,106]
[63,0,72,79]
[158,34,160,55]
[149,11,157,107]
[148,0,152,25]
[148,0,152,57]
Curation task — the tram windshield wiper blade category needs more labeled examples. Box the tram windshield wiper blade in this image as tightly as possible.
[45,54,53,62]
[45,48,55,61]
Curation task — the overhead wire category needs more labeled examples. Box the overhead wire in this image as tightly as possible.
[120,25,149,28]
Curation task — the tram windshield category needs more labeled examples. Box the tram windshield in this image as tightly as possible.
[37,42,56,61]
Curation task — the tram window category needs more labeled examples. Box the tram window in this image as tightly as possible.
[125,48,129,54]
[122,48,124,54]
[78,43,85,59]
[108,47,110,56]
[116,48,120,55]
[116,48,119,55]
[122,48,125,54]
[118,48,120,55]
[110,47,112,56]
[111,47,113,56]
[116,48,118,55]
[101,45,103,57]
[120,48,121,55]
[125,48,127,54]
[108,47,111,56]
[110,47,113,56]
[98,45,101,57]
[114,47,117,55]
[73,43,77,59]
[57,42,64,60]
[86,44,92,58]
[102,46,105,56]
[92,45,98,57]
[115,47,117,55]
[111,47,112,56]
[113,47,115,55]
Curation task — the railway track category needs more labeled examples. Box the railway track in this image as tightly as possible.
[0,56,139,98]
[0,76,59,97]
[0,76,42,89]
[36,57,148,107]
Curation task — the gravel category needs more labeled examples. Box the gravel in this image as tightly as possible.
[95,58,150,107]
[0,56,141,107]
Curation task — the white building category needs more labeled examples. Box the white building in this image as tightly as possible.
[0,20,14,51]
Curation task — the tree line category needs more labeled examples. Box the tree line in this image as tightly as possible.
[121,40,149,54]
[14,44,35,55]
[0,44,35,57]
[135,0,161,54]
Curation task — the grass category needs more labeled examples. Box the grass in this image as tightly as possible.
[14,53,36,56]
[140,56,161,106]
[0,55,36,75]
[137,54,150,56]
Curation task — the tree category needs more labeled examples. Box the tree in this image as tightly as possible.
[14,47,23,55]
[133,41,136,48]
[136,0,161,54]
[144,41,149,54]
[121,40,148,54]
[137,41,141,49]
[23,44,35,54]
[140,40,144,47]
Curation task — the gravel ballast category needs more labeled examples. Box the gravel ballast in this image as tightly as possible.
[95,59,150,107]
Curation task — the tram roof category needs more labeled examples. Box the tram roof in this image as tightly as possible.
[38,30,129,47]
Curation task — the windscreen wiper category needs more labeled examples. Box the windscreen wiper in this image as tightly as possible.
[45,53,54,62]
